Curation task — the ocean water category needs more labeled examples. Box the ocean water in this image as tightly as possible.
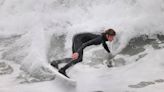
[0,0,164,92]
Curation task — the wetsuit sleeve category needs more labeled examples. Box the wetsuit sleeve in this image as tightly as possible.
[77,37,102,53]
[102,42,110,53]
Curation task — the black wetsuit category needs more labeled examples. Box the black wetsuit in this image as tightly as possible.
[59,33,110,72]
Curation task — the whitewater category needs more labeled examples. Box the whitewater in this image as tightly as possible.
[0,0,164,92]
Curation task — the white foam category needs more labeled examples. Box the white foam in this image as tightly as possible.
[0,0,164,92]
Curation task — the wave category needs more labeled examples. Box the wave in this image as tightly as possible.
[0,0,164,81]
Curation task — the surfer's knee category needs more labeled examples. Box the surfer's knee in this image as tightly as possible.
[73,58,82,64]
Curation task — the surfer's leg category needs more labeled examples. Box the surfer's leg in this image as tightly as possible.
[59,51,83,77]
[51,58,72,69]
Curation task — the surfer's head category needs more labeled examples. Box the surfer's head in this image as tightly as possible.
[104,29,116,42]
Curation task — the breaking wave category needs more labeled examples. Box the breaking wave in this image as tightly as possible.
[0,0,164,81]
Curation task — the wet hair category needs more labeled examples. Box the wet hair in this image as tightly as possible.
[104,29,116,36]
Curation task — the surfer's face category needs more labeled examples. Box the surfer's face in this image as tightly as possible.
[106,35,114,42]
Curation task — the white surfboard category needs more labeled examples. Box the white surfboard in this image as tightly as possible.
[48,64,76,83]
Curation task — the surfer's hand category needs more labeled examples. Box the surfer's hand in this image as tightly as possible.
[72,52,79,60]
